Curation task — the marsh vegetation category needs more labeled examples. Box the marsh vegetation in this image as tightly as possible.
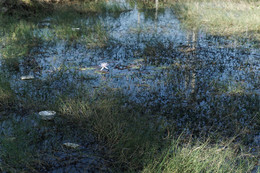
[0,0,259,172]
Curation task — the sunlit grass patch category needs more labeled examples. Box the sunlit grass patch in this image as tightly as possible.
[143,138,256,173]
[0,16,42,71]
[171,0,260,42]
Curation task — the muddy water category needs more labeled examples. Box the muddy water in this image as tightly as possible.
[0,2,259,172]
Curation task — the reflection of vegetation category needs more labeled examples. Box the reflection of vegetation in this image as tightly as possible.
[132,0,164,9]
[0,74,14,110]
[129,0,166,20]
[211,80,247,94]
[171,0,260,42]
[0,1,117,71]
[53,15,109,47]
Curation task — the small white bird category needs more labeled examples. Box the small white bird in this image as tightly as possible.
[100,62,109,71]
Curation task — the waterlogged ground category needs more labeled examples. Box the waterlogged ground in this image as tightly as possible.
[0,1,259,172]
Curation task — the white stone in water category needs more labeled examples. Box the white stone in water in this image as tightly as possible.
[39,111,56,120]
[21,75,34,80]
[63,142,80,149]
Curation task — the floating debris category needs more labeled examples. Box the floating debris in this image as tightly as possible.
[72,28,80,31]
[79,67,96,71]
[39,111,56,120]
[6,137,16,141]
[21,75,35,80]
[95,70,109,74]
[63,142,80,149]
[130,64,141,70]
[115,64,129,70]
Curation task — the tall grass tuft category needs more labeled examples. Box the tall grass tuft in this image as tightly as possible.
[58,88,169,170]
[143,138,256,173]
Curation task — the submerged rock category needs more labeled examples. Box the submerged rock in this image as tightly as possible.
[39,111,56,120]
[21,75,34,80]
[63,142,80,149]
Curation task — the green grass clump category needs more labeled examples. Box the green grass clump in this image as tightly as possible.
[0,16,41,71]
[58,88,169,170]
[171,0,260,41]
[143,138,256,173]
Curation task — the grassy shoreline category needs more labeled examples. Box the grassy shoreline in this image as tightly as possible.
[171,0,260,44]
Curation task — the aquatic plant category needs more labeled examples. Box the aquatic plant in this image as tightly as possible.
[100,62,109,71]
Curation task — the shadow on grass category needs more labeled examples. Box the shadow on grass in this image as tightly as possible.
[57,87,258,172]
[0,83,258,172]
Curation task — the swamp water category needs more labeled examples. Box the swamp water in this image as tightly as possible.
[0,2,259,172]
